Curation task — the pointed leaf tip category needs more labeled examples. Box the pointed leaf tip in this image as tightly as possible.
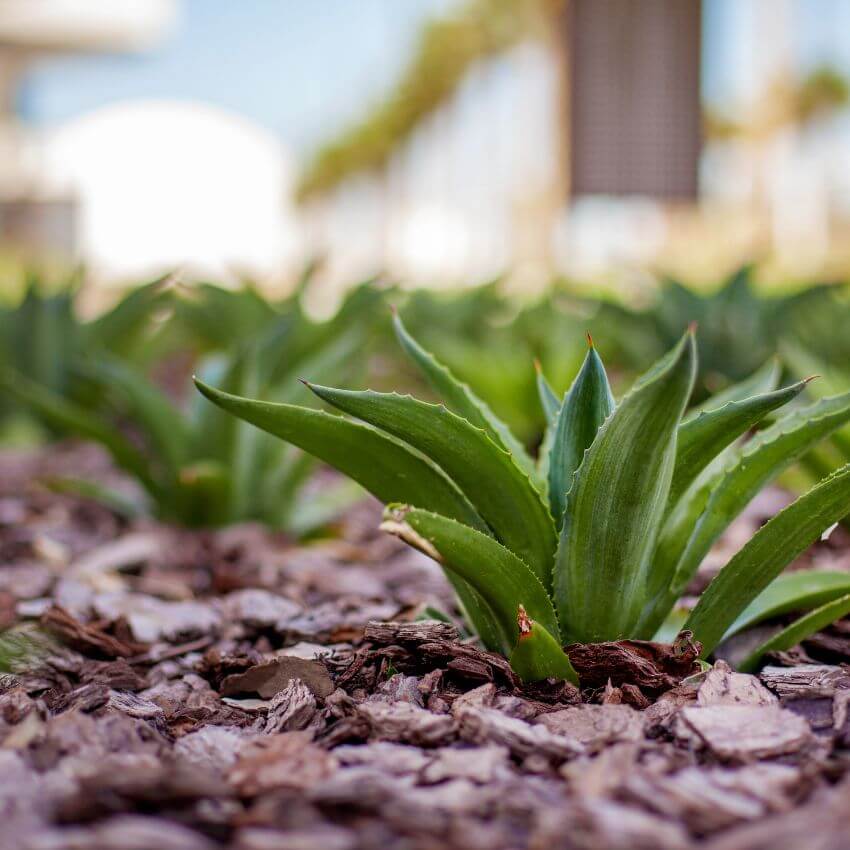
[687,320,698,335]
[533,358,542,373]
[585,331,594,348]
[804,375,820,385]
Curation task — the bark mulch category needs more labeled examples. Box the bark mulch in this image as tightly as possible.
[3,444,850,850]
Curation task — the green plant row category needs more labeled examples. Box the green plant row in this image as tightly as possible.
[2,282,382,532]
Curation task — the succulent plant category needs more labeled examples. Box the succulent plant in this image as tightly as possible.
[3,300,372,533]
[197,313,850,682]
[0,274,169,436]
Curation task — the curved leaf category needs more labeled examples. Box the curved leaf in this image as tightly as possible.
[194,379,486,531]
[738,594,850,673]
[2,369,158,495]
[670,379,808,511]
[393,311,537,483]
[683,358,780,422]
[535,361,560,423]
[547,342,614,525]
[725,570,850,639]
[553,331,696,642]
[380,506,561,648]
[83,357,190,478]
[668,391,850,606]
[306,384,556,585]
[686,463,850,656]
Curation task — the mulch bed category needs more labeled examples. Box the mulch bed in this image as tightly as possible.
[3,443,850,850]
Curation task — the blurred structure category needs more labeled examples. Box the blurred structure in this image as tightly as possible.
[41,100,298,280]
[1,1,850,287]
[568,0,701,199]
[0,0,176,261]
[296,0,706,287]
[298,0,850,287]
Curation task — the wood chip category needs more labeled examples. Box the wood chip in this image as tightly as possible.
[221,656,333,699]
[676,705,815,760]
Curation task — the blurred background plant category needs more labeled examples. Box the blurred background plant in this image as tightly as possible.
[1,276,382,533]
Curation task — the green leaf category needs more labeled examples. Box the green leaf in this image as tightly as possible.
[738,593,850,673]
[665,390,850,610]
[198,372,501,642]
[669,378,809,513]
[173,461,231,527]
[85,274,170,355]
[2,369,159,495]
[381,505,560,650]
[45,476,144,519]
[83,357,190,478]
[392,311,538,484]
[652,606,690,644]
[305,383,557,586]
[686,463,850,656]
[510,610,578,684]
[535,361,560,423]
[534,361,559,491]
[639,455,729,637]
[194,379,486,532]
[724,569,850,639]
[553,331,696,642]
[547,341,614,524]
[683,358,781,422]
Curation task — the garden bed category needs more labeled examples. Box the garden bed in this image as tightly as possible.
[3,444,850,850]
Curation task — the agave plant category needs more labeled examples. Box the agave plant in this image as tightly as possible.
[4,300,373,533]
[0,273,170,437]
[197,313,850,681]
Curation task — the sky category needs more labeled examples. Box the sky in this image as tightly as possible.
[18,0,452,158]
[18,0,850,163]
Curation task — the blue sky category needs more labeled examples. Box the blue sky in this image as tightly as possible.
[18,0,850,160]
[18,0,444,155]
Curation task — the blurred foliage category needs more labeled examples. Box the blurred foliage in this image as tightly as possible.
[3,264,850,529]
[587,266,849,402]
[0,272,169,440]
[705,65,850,140]
[1,279,382,532]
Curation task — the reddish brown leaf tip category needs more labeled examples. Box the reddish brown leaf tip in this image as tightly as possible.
[533,358,542,373]
[389,304,399,316]
[585,331,594,348]
[803,375,820,385]
[299,378,312,387]
[517,604,532,638]
[687,320,698,334]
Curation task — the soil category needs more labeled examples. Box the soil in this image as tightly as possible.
[3,443,850,850]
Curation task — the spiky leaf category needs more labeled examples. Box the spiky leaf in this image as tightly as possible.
[683,359,781,422]
[547,341,614,525]
[535,362,560,423]
[686,463,850,656]
[306,384,556,585]
[194,380,486,531]
[380,506,560,650]
[725,570,850,639]
[553,332,696,642]
[738,594,850,673]
[666,391,850,608]
[670,379,809,511]
[393,311,537,482]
